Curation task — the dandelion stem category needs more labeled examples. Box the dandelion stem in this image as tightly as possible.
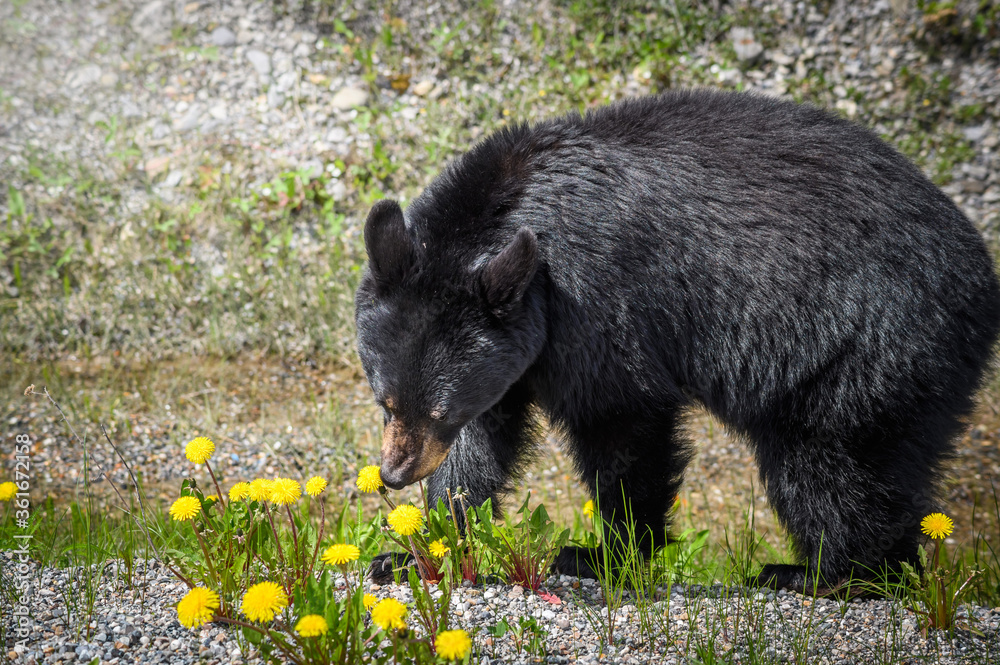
[192,523,219,586]
[284,504,300,573]
[264,503,289,592]
[409,535,438,635]
[205,460,226,512]
[308,498,326,580]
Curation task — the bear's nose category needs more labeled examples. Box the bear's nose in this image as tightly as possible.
[379,460,414,490]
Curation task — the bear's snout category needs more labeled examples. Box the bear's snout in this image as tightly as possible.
[380,419,450,489]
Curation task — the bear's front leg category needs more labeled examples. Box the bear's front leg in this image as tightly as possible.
[555,407,691,579]
[368,382,539,584]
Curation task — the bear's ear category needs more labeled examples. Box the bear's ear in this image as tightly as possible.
[480,227,539,310]
[364,199,413,287]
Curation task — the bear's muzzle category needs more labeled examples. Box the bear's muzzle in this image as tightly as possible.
[379,419,450,489]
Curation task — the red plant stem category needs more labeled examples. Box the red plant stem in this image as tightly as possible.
[409,535,439,635]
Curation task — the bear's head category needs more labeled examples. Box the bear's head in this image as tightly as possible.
[355,199,545,489]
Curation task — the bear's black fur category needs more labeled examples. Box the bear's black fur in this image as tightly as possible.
[355,89,1000,591]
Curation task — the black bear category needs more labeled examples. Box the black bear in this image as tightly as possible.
[355,89,1000,591]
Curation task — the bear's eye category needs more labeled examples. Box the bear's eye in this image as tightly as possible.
[379,398,396,425]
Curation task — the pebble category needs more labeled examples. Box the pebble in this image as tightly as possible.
[210,26,236,47]
[330,86,369,109]
[246,49,271,77]
[731,27,764,64]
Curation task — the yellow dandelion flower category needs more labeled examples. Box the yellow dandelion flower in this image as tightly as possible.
[539,89,547,97]
[321,543,361,566]
[185,437,215,464]
[921,513,954,540]
[204,495,219,503]
[248,478,273,502]
[363,594,378,610]
[356,466,383,493]
[176,587,220,629]
[294,614,329,637]
[241,581,289,623]
[305,476,328,496]
[435,629,472,661]
[370,597,407,631]
[429,539,450,558]
[387,504,423,536]
[228,482,251,502]
[582,500,595,518]
[269,478,302,505]
[0,482,17,501]
[169,496,202,521]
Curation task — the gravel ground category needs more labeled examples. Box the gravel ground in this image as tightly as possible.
[4,551,1000,665]
[4,0,1000,663]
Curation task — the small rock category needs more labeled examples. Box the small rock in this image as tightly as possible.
[131,0,173,45]
[208,103,227,120]
[731,27,764,64]
[770,51,795,66]
[163,170,184,188]
[66,64,102,89]
[964,164,989,180]
[210,26,236,47]
[507,585,524,598]
[298,159,324,180]
[246,49,271,77]
[835,99,858,118]
[331,86,368,109]
[963,124,990,143]
[175,104,202,132]
[962,179,987,194]
[412,79,434,96]
[326,126,347,143]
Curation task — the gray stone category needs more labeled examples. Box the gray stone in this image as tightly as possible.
[246,49,271,77]
[326,126,347,143]
[175,104,202,132]
[330,86,368,109]
[963,124,990,143]
[131,0,172,45]
[210,26,236,47]
[66,64,102,89]
[412,79,435,96]
[964,164,989,180]
[731,27,764,64]
[208,103,227,120]
[275,71,297,93]
[163,170,184,188]
[299,159,324,180]
[267,87,285,109]
[962,179,987,194]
